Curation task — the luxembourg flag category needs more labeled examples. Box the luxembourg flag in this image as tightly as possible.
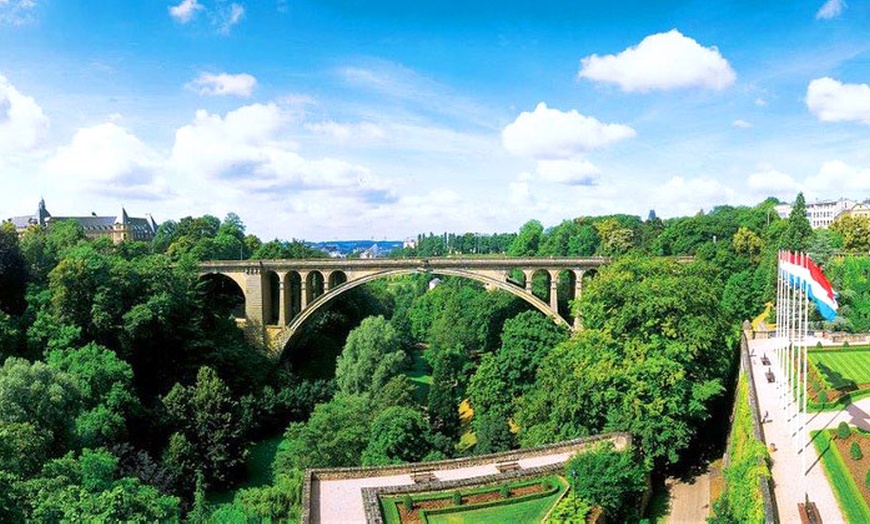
[780,251,839,321]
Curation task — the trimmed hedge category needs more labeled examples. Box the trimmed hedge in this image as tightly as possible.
[419,477,566,523]
[813,429,870,522]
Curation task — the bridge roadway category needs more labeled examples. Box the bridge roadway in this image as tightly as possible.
[198,256,609,356]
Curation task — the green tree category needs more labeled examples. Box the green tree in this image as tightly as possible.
[781,193,813,252]
[565,443,646,522]
[831,214,870,252]
[508,220,543,256]
[162,367,246,490]
[335,316,406,396]
[361,406,433,466]
[0,223,28,315]
[594,218,634,256]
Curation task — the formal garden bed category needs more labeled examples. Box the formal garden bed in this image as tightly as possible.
[812,427,870,521]
[379,475,567,523]
[808,347,870,410]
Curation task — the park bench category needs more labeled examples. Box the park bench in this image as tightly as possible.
[761,355,771,366]
[411,470,436,483]
[496,461,521,473]
[766,370,775,383]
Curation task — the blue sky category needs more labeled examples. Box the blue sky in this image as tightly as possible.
[2,0,870,240]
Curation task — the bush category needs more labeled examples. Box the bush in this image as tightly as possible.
[819,390,828,404]
[838,421,851,439]
[500,484,509,499]
[452,491,462,506]
[402,494,413,512]
[816,341,823,349]
[565,443,647,522]
[844,341,851,348]
[865,468,870,489]
[851,442,863,461]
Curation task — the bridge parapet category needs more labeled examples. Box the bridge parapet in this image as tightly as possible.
[197,257,610,356]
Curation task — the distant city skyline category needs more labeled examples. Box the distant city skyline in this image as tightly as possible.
[2,0,870,240]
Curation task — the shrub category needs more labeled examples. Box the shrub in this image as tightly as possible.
[500,485,509,499]
[816,341,823,349]
[838,421,851,439]
[844,341,850,348]
[819,390,828,404]
[865,468,870,489]
[402,494,413,512]
[452,491,462,506]
[851,442,863,461]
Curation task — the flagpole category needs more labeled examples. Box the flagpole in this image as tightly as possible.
[802,252,809,498]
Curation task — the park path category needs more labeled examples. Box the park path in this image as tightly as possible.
[749,337,844,523]
[665,471,710,523]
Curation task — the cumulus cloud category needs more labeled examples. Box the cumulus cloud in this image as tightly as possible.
[805,160,870,194]
[305,121,386,142]
[732,119,752,129]
[806,77,870,124]
[186,72,257,97]
[816,0,846,19]
[0,75,49,154]
[502,103,635,160]
[652,176,736,216]
[747,169,800,198]
[168,0,203,23]
[169,103,394,202]
[44,122,169,199]
[534,159,601,185]
[578,30,736,92]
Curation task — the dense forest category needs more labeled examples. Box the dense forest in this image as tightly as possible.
[1,194,869,521]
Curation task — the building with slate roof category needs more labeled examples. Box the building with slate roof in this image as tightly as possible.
[5,199,158,244]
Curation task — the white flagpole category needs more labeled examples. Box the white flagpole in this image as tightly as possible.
[802,253,809,497]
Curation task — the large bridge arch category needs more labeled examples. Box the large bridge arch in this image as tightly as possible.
[274,267,569,355]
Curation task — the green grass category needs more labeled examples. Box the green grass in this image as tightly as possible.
[405,347,433,404]
[811,429,870,522]
[207,435,283,505]
[425,489,564,523]
[810,349,870,390]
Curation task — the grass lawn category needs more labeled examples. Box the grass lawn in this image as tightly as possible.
[811,429,870,522]
[425,489,565,524]
[405,346,433,404]
[810,349,870,390]
[207,435,283,504]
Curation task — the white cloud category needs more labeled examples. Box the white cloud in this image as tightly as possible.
[305,121,386,142]
[502,103,635,160]
[219,3,244,34]
[804,160,870,194]
[652,176,736,216]
[168,0,203,23]
[806,77,870,124]
[816,0,846,20]
[747,169,800,198]
[535,159,601,185]
[44,122,169,199]
[0,0,38,25]
[186,72,257,97]
[0,75,49,154]
[578,29,736,92]
[732,119,752,129]
[755,98,767,107]
[168,103,394,202]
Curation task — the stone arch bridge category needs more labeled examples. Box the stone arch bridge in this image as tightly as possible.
[197,257,609,356]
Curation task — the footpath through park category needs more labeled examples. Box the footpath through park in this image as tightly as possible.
[748,337,844,523]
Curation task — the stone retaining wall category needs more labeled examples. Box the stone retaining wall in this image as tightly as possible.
[300,432,630,523]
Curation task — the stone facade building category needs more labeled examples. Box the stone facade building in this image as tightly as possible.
[5,199,158,244]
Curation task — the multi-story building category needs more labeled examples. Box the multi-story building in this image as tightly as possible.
[774,198,857,229]
[5,199,158,243]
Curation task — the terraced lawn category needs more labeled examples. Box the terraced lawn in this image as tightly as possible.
[405,347,433,404]
[425,488,565,524]
[810,349,870,390]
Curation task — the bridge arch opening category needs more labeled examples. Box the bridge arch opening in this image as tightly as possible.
[306,271,325,304]
[328,270,347,290]
[264,271,281,325]
[285,271,302,322]
[530,269,552,303]
[507,269,526,289]
[200,273,245,320]
[557,269,576,320]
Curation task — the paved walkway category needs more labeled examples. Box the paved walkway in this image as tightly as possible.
[749,337,844,523]
[666,471,710,523]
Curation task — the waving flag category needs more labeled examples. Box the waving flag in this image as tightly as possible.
[780,251,839,321]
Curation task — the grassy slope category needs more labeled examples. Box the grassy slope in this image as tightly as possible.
[810,349,870,388]
[406,347,433,404]
[812,429,870,522]
[207,435,283,504]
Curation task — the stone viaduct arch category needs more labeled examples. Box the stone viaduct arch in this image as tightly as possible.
[197,257,609,357]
